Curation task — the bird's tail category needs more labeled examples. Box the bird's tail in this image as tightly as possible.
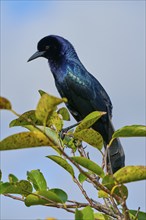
[106,121,125,174]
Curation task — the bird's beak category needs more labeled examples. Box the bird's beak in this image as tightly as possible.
[27,51,45,62]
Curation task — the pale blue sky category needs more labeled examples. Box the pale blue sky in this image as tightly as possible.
[1,1,145,219]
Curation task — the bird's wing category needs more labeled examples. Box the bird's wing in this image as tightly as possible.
[61,63,112,120]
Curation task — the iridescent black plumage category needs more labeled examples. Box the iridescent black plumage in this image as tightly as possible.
[28,35,125,173]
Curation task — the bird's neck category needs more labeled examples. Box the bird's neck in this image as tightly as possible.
[48,49,80,76]
[48,57,67,82]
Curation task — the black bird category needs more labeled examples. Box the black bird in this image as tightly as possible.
[28,35,125,173]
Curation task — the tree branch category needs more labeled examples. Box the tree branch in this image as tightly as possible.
[4,194,24,202]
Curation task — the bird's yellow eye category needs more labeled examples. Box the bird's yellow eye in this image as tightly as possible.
[45,45,50,50]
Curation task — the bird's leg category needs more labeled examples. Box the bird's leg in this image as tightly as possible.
[107,150,113,175]
[104,143,113,175]
[101,153,106,171]
[77,142,88,158]
[60,121,81,139]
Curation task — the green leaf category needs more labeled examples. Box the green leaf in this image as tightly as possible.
[63,135,77,152]
[0,170,2,181]
[20,126,61,153]
[36,93,67,125]
[71,157,105,178]
[9,110,42,127]
[25,190,63,206]
[38,89,47,96]
[75,209,83,220]
[94,213,112,220]
[75,207,94,220]
[22,125,39,132]
[47,112,63,131]
[8,174,18,183]
[81,206,94,220]
[49,188,68,203]
[102,175,115,190]
[98,190,109,198]
[0,180,32,196]
[47,155,74,177]
[114,166,146,184]
[75,111,106,132]
[0,97,12,110]
[111,184,128,200]
[74,128,103,151]
[129,210,146,220]
[57,107,70,121]
[78,171,93,184]
[0,131,53,151]
[17,180,33,196]
[39,127,61,148]
[113,125,146,138]
[27,170,47,191]
[78,173,88,184]
[10,110,63,132]
[102,175,128,200]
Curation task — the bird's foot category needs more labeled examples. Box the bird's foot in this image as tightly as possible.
[59,121,81,139]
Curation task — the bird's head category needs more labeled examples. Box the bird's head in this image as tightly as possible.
[28,35,76,63]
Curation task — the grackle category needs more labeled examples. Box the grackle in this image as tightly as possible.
[28,35,125,173]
